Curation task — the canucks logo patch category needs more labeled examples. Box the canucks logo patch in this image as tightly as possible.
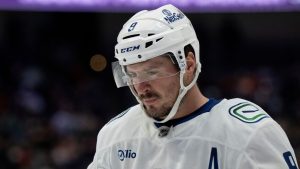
[229,102,269,123]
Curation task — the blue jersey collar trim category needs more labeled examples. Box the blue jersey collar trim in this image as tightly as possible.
[154,98,220,128]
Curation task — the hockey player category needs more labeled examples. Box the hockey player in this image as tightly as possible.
[87,4,299,169]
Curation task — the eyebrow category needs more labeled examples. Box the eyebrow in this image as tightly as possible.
[146,61,164,69]
[127,66,161,75]
[126,59,165,72]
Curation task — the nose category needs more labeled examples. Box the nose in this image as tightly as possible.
[134,81,150,94]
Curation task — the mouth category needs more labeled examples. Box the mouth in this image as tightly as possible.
[142,97,158,105]
[139,92,159,106]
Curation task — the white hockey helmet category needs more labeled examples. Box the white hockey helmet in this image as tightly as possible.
[112,4,201,123]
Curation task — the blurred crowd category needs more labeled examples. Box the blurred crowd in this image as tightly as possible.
[0,64,114,169]
[0,12,299,168]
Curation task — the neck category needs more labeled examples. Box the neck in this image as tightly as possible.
[173,85,208,119]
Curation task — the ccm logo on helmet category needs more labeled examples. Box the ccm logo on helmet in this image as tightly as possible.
[118,149,136,161]
[121,45,140,53]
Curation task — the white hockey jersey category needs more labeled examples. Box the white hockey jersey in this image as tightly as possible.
[87,98,299,169]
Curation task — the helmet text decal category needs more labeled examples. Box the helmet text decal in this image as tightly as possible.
[162,9,184,24]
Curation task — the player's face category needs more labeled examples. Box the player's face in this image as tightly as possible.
[126,55,180,119]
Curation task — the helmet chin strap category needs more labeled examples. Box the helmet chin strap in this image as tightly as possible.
[129,63,201,124]
[153,70,188,123]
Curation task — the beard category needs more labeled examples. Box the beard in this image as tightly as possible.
[145,103,172,120]
[139,91,173,119]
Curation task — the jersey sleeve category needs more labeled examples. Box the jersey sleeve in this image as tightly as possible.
[86,106,137,169]
[87,161,95,169]
[86,126,111,169]
[238,121,299,169]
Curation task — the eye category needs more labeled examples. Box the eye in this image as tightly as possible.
[146,71,158,76]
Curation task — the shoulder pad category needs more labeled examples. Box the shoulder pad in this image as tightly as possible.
[227,98,270,123]
[106,107,131,125]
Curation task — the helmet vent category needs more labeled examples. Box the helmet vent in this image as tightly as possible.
[145,41,153,48]
[123,34,140,40]
[148,33,155,36]
[156,37,163,42]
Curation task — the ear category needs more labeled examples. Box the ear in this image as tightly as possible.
[186,52,196,74]
[184,52,196,85]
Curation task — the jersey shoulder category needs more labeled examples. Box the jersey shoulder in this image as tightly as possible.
[96,104,146,149]
[206,98,277,149]
[221,98,270,124]
[209,98,274,133]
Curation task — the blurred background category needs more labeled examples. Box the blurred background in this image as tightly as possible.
[0,1,300,169]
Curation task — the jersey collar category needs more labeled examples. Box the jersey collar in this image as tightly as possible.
[154,98,220,128]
